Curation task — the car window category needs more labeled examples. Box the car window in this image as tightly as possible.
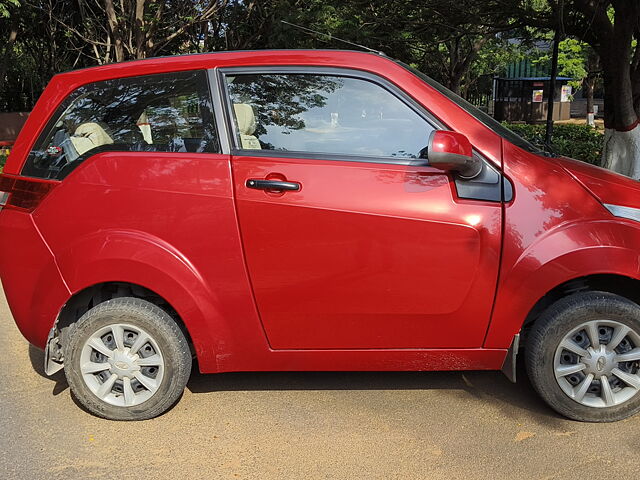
[23,70,218,179]
[394,61,550,156]
[224,73,434,159]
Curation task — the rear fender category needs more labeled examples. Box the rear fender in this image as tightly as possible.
[0,210,71,348]
[55,229,231,371]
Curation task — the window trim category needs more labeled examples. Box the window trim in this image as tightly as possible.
[217,66,444,166]
[208,68,232,155]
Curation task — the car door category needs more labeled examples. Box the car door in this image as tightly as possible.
[220,67,502,350]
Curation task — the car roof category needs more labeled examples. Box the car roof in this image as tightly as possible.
[55,49,384,81]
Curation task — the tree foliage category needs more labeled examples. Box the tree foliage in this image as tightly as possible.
[0,0,19,17]
[2,0,533,107]
[513,1,640,132]
[532,37,590,89]
[0,3,630,130]
[12,0,640,171]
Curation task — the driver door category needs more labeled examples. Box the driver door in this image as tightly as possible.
[222,67,502,350]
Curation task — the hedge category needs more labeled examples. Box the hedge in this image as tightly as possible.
[504,123,603,165]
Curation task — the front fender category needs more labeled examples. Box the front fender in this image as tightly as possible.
[485,219,640,348]
[55,229,231,370]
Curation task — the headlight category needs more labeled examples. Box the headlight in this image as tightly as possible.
[603,203,640,222]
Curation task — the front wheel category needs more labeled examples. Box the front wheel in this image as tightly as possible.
[63,297,192,420]
[526,291,640,422]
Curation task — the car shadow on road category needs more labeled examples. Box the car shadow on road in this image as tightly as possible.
[27,343,568,429]
[186,358,569,430]
[28,345,68,396]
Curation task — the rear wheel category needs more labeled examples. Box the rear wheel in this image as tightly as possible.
[526,291,640,422]
[63,297,192,420]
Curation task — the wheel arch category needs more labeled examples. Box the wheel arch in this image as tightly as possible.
[519,274,640,346]
[47,281,203,375]
[50,228,236,372]
[55,281,194,346]
[485,221,640,350]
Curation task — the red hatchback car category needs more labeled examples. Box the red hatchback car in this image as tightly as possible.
[2,50,640,422]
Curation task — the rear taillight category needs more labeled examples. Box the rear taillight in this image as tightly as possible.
[0,174,59,212]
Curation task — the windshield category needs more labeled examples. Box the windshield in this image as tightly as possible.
[396,61,549,156]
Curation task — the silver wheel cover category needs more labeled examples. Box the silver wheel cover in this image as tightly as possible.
[79,323,165,407]
[554,320,640,408]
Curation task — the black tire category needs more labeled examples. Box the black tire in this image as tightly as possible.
[526,291,640,422]
[63,297,192,421]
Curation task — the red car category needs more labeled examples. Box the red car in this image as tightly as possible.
[2,50,640,422]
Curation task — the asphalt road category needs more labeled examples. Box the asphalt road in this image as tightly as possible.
[1,287,639,480]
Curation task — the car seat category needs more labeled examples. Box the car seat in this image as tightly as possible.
[233,104,261,149]
[70,122,114,155]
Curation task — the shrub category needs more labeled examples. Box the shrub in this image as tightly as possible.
[503,122,603,165]
[0,152,7,173]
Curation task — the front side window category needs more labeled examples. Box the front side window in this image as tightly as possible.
[394,61,549,156]
[24,70,218,179]
[224,72,434,159]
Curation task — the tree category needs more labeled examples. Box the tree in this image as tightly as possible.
[43,0,227,63]
[7,0,639,181]
[269,1,528,95]
[533,37,588,89]
[0,0,20,93]
[514,1,640,177]
[531,35,601,126]
[583,48,601,125]
[571,1,640,177]
[0,0,534,102]
[0,0,19,17]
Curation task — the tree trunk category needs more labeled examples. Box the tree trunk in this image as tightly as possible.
[447,38,461,94]
[585,79,594,113]
[104,0,125,62]
[0,18,18,92]
[449,76,462,95]
[602,126,640,178]
[585,76,595,127]
[585,48,599,127]
[134,0,147,59]
[445,35,489,96]
[597,2,639,177]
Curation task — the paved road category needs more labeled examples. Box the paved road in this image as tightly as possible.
[1,288,639,480]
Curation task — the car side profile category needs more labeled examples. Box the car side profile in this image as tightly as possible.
[2,50,640,422]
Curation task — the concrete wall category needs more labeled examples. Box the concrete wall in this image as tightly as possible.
[570,98,605,118]
[494,101,571,123]
[0,112,29,144]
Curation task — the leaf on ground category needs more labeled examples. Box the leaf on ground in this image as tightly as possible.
[515,431,536,442]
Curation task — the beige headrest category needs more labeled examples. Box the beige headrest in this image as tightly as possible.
[233,104,257,136]
[71,122,113,155]
[74,122,113,145]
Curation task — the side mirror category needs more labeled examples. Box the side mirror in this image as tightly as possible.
[427,130,482,179]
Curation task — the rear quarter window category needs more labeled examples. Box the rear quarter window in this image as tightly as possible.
[23,70,218,179]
